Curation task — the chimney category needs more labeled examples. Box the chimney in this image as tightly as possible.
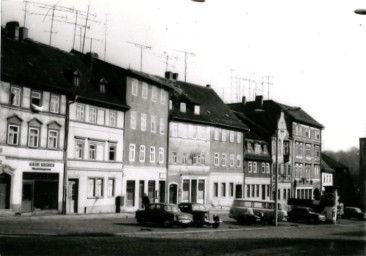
[172,73,179,80]
[242,96,246,105]
[206,84,211,88]
[165,71,173,80]
[19,27,28,41]
[85,52,99,69]
[5,21,20,40]
[255,95,263,109]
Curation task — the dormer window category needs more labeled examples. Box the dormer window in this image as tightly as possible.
[99,78,107,93]
[169,100,173,110]
[194,105,200,115]
[180,102,186,113]
[73,70,80,87]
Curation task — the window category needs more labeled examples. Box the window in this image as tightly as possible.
[314,165,320,177]
[76,105,85,121]
[109,111,117,127]
[171,123,178,137]
[48,130,58,149]
[251,185,255,197]
[31,91,42,106]
[236,155,241,167]
[214,129,220,141]
[160,90,166,104]
[159,147,164,164]
[141,113,147,131]
[76,141,84,159]
[253,162,257,173]
[7,124,20,145]
[50,95,60,113]
[151,116,156,133]
[230,183,234,197]
[89,107,97,123]
[130,111,137,129]
[73,70,80,87]
[255,144,262,154]
[283,189,287,199]
[182,153,187,164]
[172,152,177,163]
[148,181,156,201]
[10,86,21,106]
[256,185,259,197]
[261,163,266,173]
[222,130,227,142]
[305,144,312,159]
[284,141,289,155]
[229,131,235,143]
[214,183,218,197]
[180,102,186,113]
[152,87,158,101]
[150,147,155,163]
[109,145,116,161]
[169,100,173,110]
[183,180,189,201]
[28,127,40,147]
[107,178,115,197]
[306,164,311,178]
[131,79,138,96]
[142,82,148,99]
[214,153,219,166]
[266,163,270,173]
[247,142,253,153]
[139,145,146,162]
[247,185,250,198]
[221,153,226,166]
[201,153,206,165]
[129,144,136,162]
[237,132,242,144]
[88,178,103,198]
[248,162,252,173]
[194,105,200,115]
[193,153,200,165]
[221,183,226,197]
[99,82,106,93]
[314,145,320,159]
[89,144,96,160]
[160,118,165,134]
[230,154,234,167]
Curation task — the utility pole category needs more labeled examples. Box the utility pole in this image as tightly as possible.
[127,42,151,71]
[175,50,195,82]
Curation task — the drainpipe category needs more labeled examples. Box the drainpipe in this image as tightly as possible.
[62,94,77,214]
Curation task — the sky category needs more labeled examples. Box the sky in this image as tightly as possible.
[2,0,366,151]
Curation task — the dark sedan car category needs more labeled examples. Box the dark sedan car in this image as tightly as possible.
[178,203,221,228]
[136,203,193,227]
[288,207,326,224]
[343,207,366,220]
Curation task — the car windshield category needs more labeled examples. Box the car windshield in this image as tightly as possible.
[308,208,314,213]
[354,208,362,213]
[165,205,181,212]
[192,204,206,211]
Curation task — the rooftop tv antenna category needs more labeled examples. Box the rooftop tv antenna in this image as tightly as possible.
[127,42,152,72]
[175,49,195,82]
[262,75,274,100]
[243,72,255,101]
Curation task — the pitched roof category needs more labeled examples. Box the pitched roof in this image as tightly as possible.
[227,99,324,133]
[321,159,335,173]
[322,153,349,170]
[167,80,249,131]
[2,35,128,111]
[232,111,271,141]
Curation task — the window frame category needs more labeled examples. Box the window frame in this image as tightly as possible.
[131,79,138,96]
[150,146,156,163]
[214,153,219,166]
[10,85,22,107]
[7,124,20,145]
[139,145,146,162]
[75,141,84,159]
[31,90,42,107]
[88,143,97,160]
[229,154,234,167]
[109,111,117,127]
[141,82,148,99]
[140,113,147,131]
[151,115,156,133]
[76,104,85,121]
[109,144,116,161]
[107,178,115,197]
[89,107,97,124]
[47,129,59,149]
[129,144,136,162]
[159,147,164,164]
[130,111,137,130]
[28,127,40,148]
[221,153,226,166]
[50,94,60,114]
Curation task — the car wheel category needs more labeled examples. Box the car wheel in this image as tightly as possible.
[162,219,172,228]
[195,218,204,228]
[212,223,220,228]
[238,215,246,225]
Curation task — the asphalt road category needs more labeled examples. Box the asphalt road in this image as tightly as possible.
[0,214,365,256]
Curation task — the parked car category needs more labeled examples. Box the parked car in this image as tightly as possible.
[229,199,286,225]
[234,207,264,225]
[135,203,193,227]
[343,207,366,220]
[287,206,326,224]
[178,203,221,228]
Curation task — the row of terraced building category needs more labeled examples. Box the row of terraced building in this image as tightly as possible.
[0,22,328,215]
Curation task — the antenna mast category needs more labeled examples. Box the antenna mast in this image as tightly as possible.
[175,49,195,82]
[127,41,152,71]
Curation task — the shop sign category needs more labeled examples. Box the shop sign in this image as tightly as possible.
[29,162,55,171]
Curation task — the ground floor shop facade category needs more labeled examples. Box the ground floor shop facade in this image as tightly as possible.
[244,177,271,201]
[122,166,167,212]
[0,155,64,214]
[209,172,244,207]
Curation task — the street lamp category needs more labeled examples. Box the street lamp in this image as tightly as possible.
[355,9,366,15]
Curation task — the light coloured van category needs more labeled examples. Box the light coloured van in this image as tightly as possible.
[229,199,287,223]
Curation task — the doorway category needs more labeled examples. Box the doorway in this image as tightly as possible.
[191,180,197,203]
[159,181,165,203]
[262,185,266,200]
[68,179,78,213]
[0,173,11,209]
[22,181,34,212]
[169,184,177,204]
[235,184,242,199]
[139,181,145,208]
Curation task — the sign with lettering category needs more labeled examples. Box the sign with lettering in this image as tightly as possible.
[29,162,55,171]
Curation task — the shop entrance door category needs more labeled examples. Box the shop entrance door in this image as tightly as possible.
[22,181,34,212]
[68,179,78,213]
[139,181,145,208]
[169,184,177,204]
[159,181,165,203]
[235,184,242,199]
[0,173,11,209]
[191,180,197,203]
[262,185,266,200]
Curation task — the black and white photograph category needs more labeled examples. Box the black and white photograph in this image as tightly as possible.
[0,0,365,255]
